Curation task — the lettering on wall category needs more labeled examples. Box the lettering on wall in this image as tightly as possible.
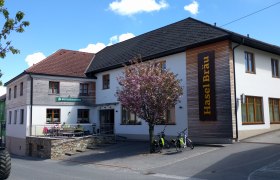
[198,51,216,121]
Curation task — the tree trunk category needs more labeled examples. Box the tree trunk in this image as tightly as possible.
[149,123,155,153]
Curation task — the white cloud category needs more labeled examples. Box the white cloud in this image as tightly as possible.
[79,43,106,53]
[25,52,46,67]
[184,1,199,15]
[0,86,6,96]
[109,33,135,45]
[109,0,168,16]
[109,35,118,45]
[80,33,135,53]
[119,33,135,42]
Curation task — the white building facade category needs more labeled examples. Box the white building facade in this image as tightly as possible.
[93,53,188,139]
[235,44,280,138]
[5,18,280,156]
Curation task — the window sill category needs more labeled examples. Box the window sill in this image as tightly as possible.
[272,76,280,79]
[120,123,142,125]
[48,93,60,95]
[242,122,264,125]
[79,94,89,96]
[46,122,61,124]
[245,71,256,74]
[270,122,280,124]
[156,123,176,125]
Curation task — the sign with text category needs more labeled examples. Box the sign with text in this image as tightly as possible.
[56,97,82,102]
[198,51,216,121]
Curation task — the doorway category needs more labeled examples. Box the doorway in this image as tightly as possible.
[99,109,115,134]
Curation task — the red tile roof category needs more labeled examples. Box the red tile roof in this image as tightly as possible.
[26,49,94,78]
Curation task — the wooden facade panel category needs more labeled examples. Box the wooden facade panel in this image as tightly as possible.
[6,75,30,109]
[186,40,234,139]
[32,78,96,106]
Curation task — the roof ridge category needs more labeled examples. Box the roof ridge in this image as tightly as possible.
[95,17,195,54]
[189,18,280,49]
[25,49,63,73]
[25,49,94,73]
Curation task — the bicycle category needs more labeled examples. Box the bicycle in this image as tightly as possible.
[152,125,170,152]
[171,128,194,152]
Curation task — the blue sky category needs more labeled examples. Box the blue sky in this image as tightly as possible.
[0,0,280,95]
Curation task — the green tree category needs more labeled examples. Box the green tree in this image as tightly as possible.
[0,0,29,85]
[116,60,183,153]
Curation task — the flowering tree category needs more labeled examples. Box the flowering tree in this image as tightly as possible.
[116,60,183,153]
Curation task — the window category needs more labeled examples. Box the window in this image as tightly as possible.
[102,74,110,89]
[79,83,89,96]
[121,107,141,125]
[269,98,280,124]
[14,110,17,124]
[158,107,176,125]
[271,59,279,78]
[46,109,60,124]
[241,96,264,124]
[20,82,23,96]
[49,81,59,94]
[245,52,255,73]
[14,86,17,98]
[8,88,11,100]
[20,109,24,124]
[77,109,89,123]
[8,111,12,124]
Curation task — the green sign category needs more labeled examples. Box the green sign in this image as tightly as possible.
[56,97,82,102]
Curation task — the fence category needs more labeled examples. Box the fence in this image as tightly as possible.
[31,123,94,137]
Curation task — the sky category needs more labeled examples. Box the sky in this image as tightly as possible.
[0,0,280,95]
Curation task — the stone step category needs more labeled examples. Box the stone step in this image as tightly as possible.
[65,152,77,156]
[76,149,85,153]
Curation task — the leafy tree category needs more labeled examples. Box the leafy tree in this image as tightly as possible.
[0,70,2,86]
[116,60,183,153]
[0,0,29,85]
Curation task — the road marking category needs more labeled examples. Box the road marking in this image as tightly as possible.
[247,157,280,180]
[151,173,206,180]
[150,148,219,170]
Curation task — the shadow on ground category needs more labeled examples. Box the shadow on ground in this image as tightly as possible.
[191,144,280,180]
[59,141,151,166]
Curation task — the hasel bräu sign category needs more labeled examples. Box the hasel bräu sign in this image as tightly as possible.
[197,51,216,121]
[56,97,82,102]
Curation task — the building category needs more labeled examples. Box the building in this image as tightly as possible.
[5,18,280,156]
[4,49,95,155]
[0,95,6,144]
[0,95,5,122]
[85,17,280,143]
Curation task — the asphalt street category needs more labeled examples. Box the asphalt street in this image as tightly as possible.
[9,130,280,180]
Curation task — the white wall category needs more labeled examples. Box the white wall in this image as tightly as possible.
[6,105,95,138]
[6,105,28,138]
[235,44,280,131]
[94,52,188,137]
[32,105,94,124]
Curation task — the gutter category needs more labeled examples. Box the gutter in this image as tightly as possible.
[29,74,33,136]
[232,38,244,141]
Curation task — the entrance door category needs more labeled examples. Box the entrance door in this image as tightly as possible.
[99,109,114,134]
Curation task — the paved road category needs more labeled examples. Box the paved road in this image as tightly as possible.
[9,130,280,180]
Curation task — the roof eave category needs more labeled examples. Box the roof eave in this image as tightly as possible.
[230,34,280,55]
[86,35,230,76]
[4,71,28,86]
